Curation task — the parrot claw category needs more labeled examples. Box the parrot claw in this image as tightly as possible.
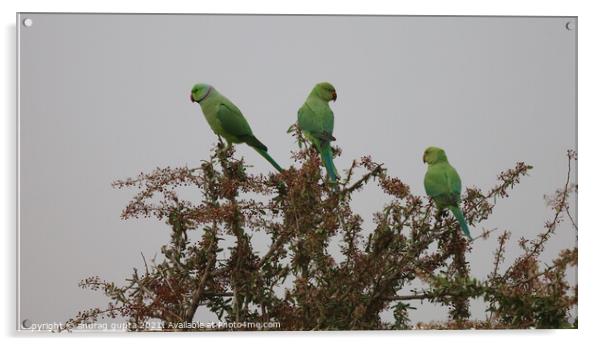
[434,209,449,221]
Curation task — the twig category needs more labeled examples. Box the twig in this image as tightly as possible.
[340,164,383,195]
[389,293,433,301]
[257,232,288,268]
[184,232,218,323]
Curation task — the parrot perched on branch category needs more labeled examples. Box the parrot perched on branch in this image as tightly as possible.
[423,146,473,240]
[190,83,283,172]
[297,82,339,183]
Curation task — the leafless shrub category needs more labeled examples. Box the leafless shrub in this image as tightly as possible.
[60,133,577,331]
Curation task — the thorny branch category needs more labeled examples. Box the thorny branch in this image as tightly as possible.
[61,137,577,331]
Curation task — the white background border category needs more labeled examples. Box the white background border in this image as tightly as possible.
[2,0,598,345]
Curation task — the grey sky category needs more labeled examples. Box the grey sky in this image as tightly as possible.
[18,14,576,329]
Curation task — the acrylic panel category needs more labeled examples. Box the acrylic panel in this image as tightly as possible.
[17,13,577,331]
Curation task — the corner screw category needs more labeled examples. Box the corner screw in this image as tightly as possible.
[565,21,575,31]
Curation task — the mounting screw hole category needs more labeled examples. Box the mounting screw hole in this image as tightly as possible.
[565,21,575,31]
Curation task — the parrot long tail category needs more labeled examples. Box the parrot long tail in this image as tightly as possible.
[253,147,283,173]
[449,206,473,240]
[319,146,338,183]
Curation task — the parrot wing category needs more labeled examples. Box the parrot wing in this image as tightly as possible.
[216,102,254,138]
[298,100,339,182]
[216,102,268,151]
[298,103,334,146]
[425,164,461,207]
[424,166,447,198]
[445,165,463,205]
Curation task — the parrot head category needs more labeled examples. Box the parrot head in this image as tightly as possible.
[190,83,213,103]
[423,147,448,164]
[313,82,337,102]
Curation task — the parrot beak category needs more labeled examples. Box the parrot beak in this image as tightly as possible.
[332,91,337,102]
[422,153,427,163]
[190,93,196,103]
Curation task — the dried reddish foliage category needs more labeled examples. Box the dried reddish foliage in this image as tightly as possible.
[60,133,577,331]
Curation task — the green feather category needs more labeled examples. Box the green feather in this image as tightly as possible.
[423,146,472,240]
[449,206,473,240]
[253,147,283,172]
[297,82,339,183]
[191,83,283,173]
[319,146,338,182]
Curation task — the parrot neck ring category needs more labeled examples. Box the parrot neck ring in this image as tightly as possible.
[198,86,213,103]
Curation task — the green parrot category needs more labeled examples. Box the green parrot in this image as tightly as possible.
[190,83,283,172]
[423,146,473,240]
[297,82,339,182]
